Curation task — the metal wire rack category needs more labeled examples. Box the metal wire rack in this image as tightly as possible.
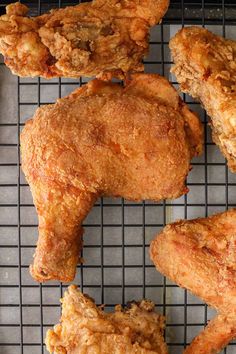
[0,1,236,353]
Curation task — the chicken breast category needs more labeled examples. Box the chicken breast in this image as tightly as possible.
[170,26,236,171]
[0,0,169,78]
[20,73,202,283]
[150,208,236,354]
[45,285,168,354]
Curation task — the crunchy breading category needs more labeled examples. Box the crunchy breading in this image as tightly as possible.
[170,26,236,171]
[20,73,203,282]
[150,209,236,354]
[184,314,236,354]
[45,285,168,354]
[0,0,169,78]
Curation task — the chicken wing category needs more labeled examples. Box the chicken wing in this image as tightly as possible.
[170,26,236,171]
[45,285,168,354]
[21,73,203,282]
[0,0,169,78]
[150,208,236,354]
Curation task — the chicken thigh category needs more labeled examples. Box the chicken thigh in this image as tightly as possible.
[0,0,169,78]
[45,285,168,354]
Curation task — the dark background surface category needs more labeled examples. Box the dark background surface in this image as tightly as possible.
[1,0,236,24]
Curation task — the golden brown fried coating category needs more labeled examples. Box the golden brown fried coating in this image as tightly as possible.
[150,209,236,354]
[170,26,236,171]
[20,73,203,283]
[0,0,169,78]
[45,285,168,354]
[184,314,236,354]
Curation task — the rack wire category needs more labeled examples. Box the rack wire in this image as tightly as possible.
[0,1,236,353]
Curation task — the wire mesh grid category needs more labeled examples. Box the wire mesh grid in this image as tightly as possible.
[0,0,236,353]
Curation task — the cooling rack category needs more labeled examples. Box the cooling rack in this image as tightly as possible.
[0,1,236,353]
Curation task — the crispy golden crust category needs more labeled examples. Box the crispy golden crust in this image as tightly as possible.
[170,26,236,171]
[20,73,203,283]
[184,314,236,354]
[150,209,236,354]
[45,285,168,354]
[0,0,169,78]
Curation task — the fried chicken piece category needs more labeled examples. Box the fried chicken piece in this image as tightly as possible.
[150,208,236,354]
[45,285,168,354]
[20,73,203,283]
[170,26,236,171]
[184,314,236,354]
[0,0,169,78]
